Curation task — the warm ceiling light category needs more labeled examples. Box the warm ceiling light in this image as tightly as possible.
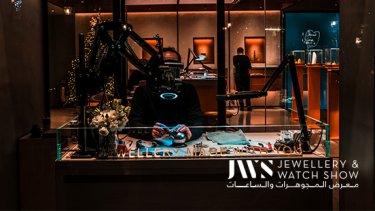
[125,0,235,5]
[64,6,73,15]
[265,27,282,31]
[126,0,174,4]
[180,0,235,3]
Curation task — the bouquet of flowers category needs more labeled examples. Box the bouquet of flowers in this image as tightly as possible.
[89,99,131,136]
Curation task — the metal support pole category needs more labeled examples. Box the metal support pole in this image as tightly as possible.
[75,33,91,157]
[42,0,50,131]
[217,0,226,126]
[227,9,231,93]
[113,0,128,105]
[288,54,310,152]
[176,0,180,52]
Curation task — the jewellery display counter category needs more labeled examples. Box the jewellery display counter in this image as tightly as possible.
[287,65,340,143]
[288,49,340,143]
[55,117,334,210]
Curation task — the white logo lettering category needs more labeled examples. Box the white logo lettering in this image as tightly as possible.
[228,160,274,180]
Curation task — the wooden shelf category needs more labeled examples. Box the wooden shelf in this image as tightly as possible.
[325,66,340,141]
[306,64,322,120]
[291,64,305,120]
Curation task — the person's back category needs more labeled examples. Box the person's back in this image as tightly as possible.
[233,54,251,76]
[233,47,252,111]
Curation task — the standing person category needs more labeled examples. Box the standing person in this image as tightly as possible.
[233,47,252,111]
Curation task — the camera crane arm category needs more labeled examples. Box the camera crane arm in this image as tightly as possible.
[77,21,166,106]
[75,21,164,156]
[88,21,163,80]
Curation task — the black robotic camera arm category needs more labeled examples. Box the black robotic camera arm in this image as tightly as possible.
[88,21,162,80]
[75,21,167,157]
[77,20,173,108]
[217,55,313,153]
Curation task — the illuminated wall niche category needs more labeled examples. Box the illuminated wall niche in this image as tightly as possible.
[244,37,265,63]
[193,37,214,64]
[142,38,163,61]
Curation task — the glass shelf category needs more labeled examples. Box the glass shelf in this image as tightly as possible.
[324,48,340,65]
[307,49,323,65]
[292,50,306,64]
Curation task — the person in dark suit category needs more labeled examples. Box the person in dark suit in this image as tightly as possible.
[233,47,252,111]
[128,82,204,142]
[128,47,204,143]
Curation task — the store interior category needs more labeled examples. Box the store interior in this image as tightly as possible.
[0,0,374,210]
[54,0,337,208]
[46,0,339,156]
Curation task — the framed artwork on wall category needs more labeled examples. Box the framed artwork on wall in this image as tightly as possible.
[142,38,163,61]
[193,37,214,64]
[244,37,265,63]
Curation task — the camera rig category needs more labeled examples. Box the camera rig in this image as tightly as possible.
[217,55,316,153]
[75,20,318,155]
[75,21,182,156]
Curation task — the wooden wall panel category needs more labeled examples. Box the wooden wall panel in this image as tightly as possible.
[0,0,46,209]
[340,0,375,210]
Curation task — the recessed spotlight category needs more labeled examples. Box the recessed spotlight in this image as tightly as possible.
[355,37,362,45]
[64,6,73,15]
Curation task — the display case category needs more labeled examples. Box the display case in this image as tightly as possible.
[324,48,340,65]
[307,49,323,64]
[56,117,331,161]
[55,118,333,210]
[291,50,306,64]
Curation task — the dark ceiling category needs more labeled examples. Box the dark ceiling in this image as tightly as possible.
[48,0,339,13]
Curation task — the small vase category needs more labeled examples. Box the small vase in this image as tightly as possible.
[97,130,118,159]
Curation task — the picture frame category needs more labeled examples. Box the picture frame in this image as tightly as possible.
[244,37,266,63]
[193,37,214,64]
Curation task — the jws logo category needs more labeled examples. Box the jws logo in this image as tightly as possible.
[228,160,274,179]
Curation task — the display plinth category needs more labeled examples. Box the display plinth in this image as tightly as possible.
[291,64,305,120]
[307,65,323,120]
[325,65,340,141]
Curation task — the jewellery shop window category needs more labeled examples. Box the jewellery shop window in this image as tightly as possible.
[48,1,335,161]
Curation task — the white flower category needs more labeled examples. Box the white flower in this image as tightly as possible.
[119,116,128,128]
[99,127,109,136]
[108,110,117,121]
[91,115,102,127]
[89,101,130,136]
[109,120,119,132]
[96,115,105,125]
